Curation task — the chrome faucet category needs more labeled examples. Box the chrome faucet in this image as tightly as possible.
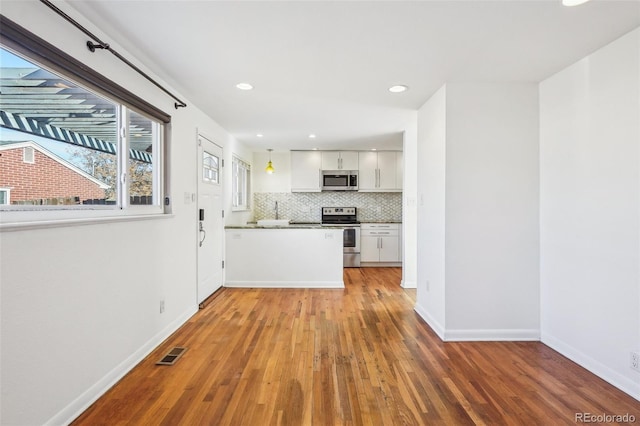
[275,201,279,220]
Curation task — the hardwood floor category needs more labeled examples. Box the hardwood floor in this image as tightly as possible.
[73,268,639,425]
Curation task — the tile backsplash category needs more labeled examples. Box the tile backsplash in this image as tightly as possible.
[253,192,402,223]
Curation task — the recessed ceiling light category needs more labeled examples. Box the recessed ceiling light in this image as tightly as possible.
[309,134,316,139]
[389,85,408,93]
[312,148,319,151]
[562,0,590,5]
[371,148,377,151]
[236,83,253,90]
[257,134,263,138]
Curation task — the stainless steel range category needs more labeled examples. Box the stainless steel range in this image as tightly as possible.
[321,207,361,268]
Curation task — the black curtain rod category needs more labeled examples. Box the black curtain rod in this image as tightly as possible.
[39,0,187,110]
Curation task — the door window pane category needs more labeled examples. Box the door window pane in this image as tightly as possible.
[203,151,219,184]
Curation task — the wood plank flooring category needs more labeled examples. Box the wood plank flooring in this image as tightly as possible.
[73,268,640,425]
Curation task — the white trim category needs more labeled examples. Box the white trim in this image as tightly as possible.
[224,280,344,289]
[44,305,198,426]
[443,328,540,342]
[0,212,173,232]
[400,279,417,288]
[414,303,445,340]
[542,332,640,402]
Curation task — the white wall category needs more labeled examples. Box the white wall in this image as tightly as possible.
[444,83,540,339]
[252,150,292,193]
[415,85,447,337]
[0,1,252,424]
[540,28,640,400]
[415,83,540,341]
[401,117,418,289]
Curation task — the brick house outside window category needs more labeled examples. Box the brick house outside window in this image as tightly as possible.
[0,140,109,205]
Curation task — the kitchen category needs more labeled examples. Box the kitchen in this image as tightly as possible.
[225,149,404,288]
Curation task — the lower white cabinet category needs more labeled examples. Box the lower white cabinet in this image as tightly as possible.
[361,223,401,265]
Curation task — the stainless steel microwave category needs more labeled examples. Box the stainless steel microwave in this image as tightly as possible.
[321,171,358,191]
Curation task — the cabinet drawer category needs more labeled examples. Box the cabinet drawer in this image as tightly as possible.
[362,223,400,231]
[361,229,398,237]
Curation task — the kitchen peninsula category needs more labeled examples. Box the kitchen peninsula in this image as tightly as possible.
[224,225,344,288]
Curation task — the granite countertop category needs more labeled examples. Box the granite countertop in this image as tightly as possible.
[225,221,402,229]
[226,222,323,229]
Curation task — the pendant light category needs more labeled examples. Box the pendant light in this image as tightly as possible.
[265,149,275,174]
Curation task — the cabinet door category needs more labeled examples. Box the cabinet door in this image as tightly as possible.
[360,235,380,262]
[379,235,400,262]
[340,151,359,170]
[358,151,378,190]
[321,152,341,170]
[291,151,321,192]
[377,151,398,190]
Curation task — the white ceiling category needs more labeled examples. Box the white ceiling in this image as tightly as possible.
[65,0,640,151]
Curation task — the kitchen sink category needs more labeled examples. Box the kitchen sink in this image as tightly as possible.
[256,219,291,227]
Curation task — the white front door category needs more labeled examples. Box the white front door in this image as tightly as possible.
[197,134,223,304]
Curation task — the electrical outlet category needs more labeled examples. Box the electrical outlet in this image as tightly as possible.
[160,300,165,314]
[631,351,639,371]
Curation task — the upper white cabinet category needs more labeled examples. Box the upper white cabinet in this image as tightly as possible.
[291,151,322,192]
[321,151,359,171]
[358,151,403,192]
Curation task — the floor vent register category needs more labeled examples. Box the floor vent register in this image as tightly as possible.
[156,347,187,366]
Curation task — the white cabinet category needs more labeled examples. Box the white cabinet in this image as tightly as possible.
[321,151,358,170]
[291,151,321,192]
[358,151,402,192]
[360,223,401,265]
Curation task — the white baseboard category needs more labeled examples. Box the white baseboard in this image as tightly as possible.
[413,302,445,340]
[542,332,640,402]
[47,305,198,426]
[444,328,540,342]
[401,279,417,289]
[413,303,540,342]
[224,280,344,288]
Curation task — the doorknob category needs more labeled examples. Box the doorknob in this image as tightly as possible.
[199,221,206,247]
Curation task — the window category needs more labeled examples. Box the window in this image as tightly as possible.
[232,156,250,211]
[203,151,220,184]
[23,147,34,164]
[0,16,168,219]
[0,189,10,205]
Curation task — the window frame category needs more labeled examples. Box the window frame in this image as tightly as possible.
[0,15,170,225]
[0,188,10,205]
[231,155,251,212]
